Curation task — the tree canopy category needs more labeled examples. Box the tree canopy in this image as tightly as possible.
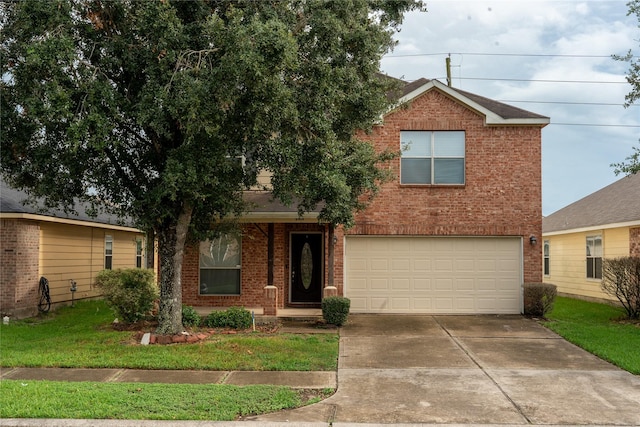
[613,0,640,175]
[1,0,422,333]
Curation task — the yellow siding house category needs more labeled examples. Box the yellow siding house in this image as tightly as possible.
[542,173,640,302]
[1,179,147,318]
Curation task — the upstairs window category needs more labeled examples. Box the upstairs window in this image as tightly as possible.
[586,235,602,279]
[199,233,241,295]
[400,131,465,185]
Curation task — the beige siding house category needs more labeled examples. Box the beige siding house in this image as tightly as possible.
[542,173,640,301]
[1,180,146,318]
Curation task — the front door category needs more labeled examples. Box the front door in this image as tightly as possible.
[290,233,323,304]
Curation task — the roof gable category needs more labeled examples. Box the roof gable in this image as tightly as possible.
[543,172,640,233]
[395,78,549,126]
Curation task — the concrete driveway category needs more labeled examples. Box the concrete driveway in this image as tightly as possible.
[254,314,640,425]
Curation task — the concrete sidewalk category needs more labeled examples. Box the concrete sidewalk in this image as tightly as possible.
[1,367,336,389]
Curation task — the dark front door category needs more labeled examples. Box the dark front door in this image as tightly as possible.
[290,233,323,304]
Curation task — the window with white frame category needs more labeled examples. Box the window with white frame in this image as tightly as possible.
[199,233,241,295]
[400,131,465,185]
[543,240,550,276]
[586,235,602,279]
[136,238,143,268]
[104,235,113,269]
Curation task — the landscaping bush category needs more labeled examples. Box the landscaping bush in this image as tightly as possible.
[95,268,158,323]
[601,257,640,319]
[182,305,201,327]
[523,282,557,318]
[322,296,350,326]
[203,307,251,329]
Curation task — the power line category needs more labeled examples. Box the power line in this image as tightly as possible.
[498,100,639,107]
[386,52,629,59]
[549,123,640,128]
[450,76,628,84]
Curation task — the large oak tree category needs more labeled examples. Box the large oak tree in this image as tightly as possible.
[1,0,422,333]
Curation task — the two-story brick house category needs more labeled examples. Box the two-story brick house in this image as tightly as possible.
[181,78,549,315]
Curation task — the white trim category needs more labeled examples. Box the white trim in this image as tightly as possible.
[0,212,141,233]
[396,79,550,126]
[543,219,640,236]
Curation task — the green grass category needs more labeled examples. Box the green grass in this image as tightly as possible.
[0,300,338,371]
[0,300,337,420]
[0,380,306,420]
[544,296,640,374]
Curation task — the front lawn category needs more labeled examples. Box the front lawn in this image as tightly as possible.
[0,300,338,371]
[0,381,311,421]
[543,296,640,374]
[0,299,337,420]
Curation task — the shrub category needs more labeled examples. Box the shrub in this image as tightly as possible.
[523,282,557,318]
[322,296,350,326]
[182,305,201,327]
[95,268,158,323]
[601,257,640,319]
[203,307,252,329]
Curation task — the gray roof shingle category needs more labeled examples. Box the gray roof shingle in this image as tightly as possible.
[543,173,640,233]
[0,178,135,227]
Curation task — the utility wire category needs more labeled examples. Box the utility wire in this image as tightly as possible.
[549,123,640,128]
[498,100,638,107]
[437,76,627,84]
[386,52,631,59]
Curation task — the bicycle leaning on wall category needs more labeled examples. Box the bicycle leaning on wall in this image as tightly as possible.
[38,276,51,313]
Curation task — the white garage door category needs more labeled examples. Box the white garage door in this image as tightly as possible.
[345,236,522,314]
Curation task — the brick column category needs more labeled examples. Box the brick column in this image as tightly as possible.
[323,286,338,298]
[263,285,277,316]
[0,219,40,319]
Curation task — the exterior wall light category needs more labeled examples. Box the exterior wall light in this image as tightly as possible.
[529,235,537,245]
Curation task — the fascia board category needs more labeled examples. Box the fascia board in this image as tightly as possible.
[0,212,142,232]
[238,212,319,223]
[395,79,550,126]
[543,219,640,236]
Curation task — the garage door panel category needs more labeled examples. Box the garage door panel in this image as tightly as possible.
[435,278,453,290]
[371,259,389,271]
[392,258,411,271]
[392,278,411,290]
[413,278,431,290]
[345,236,522,314]
[371,278,389,290]
[456,278,475,291]
[390,297,411,310]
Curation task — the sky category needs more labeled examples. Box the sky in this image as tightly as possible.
[380,0,639,216]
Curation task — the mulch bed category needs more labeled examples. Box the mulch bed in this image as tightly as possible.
[113,319,293,345]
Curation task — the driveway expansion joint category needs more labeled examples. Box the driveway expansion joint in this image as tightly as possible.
[433,316,534,425]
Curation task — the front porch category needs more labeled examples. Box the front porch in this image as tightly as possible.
[182,206,343,316]
[193,306,323,323]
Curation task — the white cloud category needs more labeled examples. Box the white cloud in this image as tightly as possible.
[382,0,639,215]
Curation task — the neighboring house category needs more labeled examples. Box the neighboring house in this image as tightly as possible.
[181,78,549,315]
[0,180,146,318]
[542,172,640,302]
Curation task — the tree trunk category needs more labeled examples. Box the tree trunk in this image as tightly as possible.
[156,202,193,335]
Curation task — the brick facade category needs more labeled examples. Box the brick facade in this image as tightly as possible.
[181,85,544,310]
[182,223,325,309]
[351,90,543,284]
[0,219,40,318]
